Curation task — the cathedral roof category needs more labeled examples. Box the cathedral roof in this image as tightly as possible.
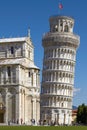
[0,58,39,70]
[28,62,40,70]
[0,37,27,43]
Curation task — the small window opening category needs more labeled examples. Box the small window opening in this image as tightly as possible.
[29,72,31,77]
[7,66,11,76]
[11,46,14,54]
[64,25,69,32]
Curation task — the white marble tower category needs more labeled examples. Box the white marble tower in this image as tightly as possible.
[41,15,80,125]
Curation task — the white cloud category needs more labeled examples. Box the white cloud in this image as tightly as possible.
[74,88,81,92]
[73,88,81,96]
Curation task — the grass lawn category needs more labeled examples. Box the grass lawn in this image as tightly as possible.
[0,126,87,130]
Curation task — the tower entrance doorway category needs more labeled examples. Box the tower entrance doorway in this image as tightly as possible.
[0,113,4,123]
[0,103,5,123]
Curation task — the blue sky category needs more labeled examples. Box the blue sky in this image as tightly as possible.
[0,0,87,107]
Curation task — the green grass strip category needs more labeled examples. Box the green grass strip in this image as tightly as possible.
[0,126,87,130]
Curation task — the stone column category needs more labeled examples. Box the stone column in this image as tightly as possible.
[16,87,21,124]
[15,92,19,123]
[16,65,20,84]
[5,88,8,124]
[32,98,36,121]
[52,97,54,106]
[1,67,3,84]
[25,94,29,124]
[36,99,40,124]
[33,72,36,87]
[21,90,25,123]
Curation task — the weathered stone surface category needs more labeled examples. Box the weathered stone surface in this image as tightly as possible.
[0,36,40,125]
[41,15,80,125]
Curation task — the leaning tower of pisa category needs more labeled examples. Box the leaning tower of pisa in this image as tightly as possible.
[41,15,80,125]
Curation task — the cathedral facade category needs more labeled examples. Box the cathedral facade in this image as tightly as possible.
[41,15,80,125]
[0,36,40,124]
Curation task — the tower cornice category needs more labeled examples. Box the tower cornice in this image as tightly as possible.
[42,32,80,48]
[49,15,74,22]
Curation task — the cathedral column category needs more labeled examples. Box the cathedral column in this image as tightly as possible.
[37,72,40,87]
[23,90,25,123]
[32,98,36,121]
[36,99,40,123]
[5,88,8,124]
[16,65,20,84]
[24,92,29,124]
[16,87,21,124]
[1,67,3,84]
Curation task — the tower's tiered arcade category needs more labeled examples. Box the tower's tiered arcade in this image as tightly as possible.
[41,16,80,125]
